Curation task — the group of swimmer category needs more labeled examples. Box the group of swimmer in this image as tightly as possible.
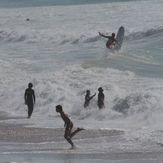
[24,32,117,118]
[24,83,105,118]
[24,31,119,119]
[24,82,105,148]
[23,29,121,148]
[23,31,119,148]
[84,87,105,109]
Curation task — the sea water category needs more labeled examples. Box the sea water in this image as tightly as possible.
[0,153,163,163]
[0,0,163,162]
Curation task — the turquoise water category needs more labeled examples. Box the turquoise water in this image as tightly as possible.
[0,153,162,163]
[0,0,142,8]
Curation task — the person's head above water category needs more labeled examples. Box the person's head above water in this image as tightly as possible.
[112,33,115,37]
[56,105,63,113]
[86,90,90,94]
[28,83,33,88]
[98,87,103,92]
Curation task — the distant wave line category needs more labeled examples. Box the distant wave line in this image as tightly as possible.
[0,26,163,44]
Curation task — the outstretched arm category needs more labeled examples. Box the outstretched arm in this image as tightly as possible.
[85,93,96,103]
[99,32,109,39]
[89,93,96,101]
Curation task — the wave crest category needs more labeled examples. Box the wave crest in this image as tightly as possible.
[0,30,27,42]
[125,27,163,41]
[1,27,163,45]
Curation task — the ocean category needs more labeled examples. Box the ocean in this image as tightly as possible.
[0,0,143,8]
[0,0,163,162]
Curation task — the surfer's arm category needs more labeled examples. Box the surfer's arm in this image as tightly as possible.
[98,32,109,38]
[90,93,96,100]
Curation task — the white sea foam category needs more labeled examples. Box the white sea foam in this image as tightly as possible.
[0,0,163,155]
[0,1,162,44]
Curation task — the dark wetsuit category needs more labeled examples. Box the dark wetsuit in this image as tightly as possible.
[98,92,104,109]
[60,112,74,146]
[106,36,117,49]
[84,94,90,108]
[59,111,84,148]
[99,32,117,49]
[24,88,35,118]
[84,93,96,108]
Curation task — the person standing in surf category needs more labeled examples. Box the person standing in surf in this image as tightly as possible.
[84,90,96,108]
[24,83,35,118]
[97,87,105,109]
[56,105,84,148]
[99,32,119,49]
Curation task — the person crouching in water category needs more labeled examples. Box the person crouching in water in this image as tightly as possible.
[56,105,84,149]
[99,32,119,49]
[24,83,35,118]
[84,90,96,108]
[97,87,105,109]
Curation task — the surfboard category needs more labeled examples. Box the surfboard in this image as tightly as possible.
[114,26,125,50]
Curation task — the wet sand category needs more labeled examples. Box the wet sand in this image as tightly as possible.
[0,113,123,143]
[0,122,123,143]
[0,112,163,162]
[0,111,124,144]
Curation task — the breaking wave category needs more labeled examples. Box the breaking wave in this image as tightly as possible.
[0,27,163,45]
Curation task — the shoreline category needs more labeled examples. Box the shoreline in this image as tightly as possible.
[0,122,124,143]
[0,112,163,162]
[0,111,123,143]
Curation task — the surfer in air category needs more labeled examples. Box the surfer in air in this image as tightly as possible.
[99,32,119,49]
[56,105,84,149]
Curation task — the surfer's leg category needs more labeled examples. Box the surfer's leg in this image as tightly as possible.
[64,127,74,148]
[70,128,85,138]
[28,103,33,118]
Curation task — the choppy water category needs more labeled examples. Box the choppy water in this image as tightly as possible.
[0,0,163,159]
